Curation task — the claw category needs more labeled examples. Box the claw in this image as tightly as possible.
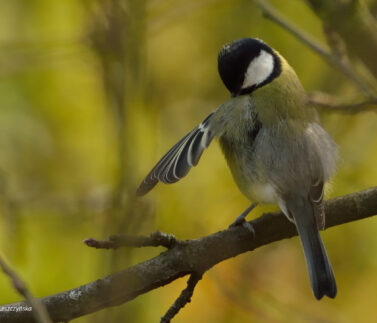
[229,214,248,228]
[228,203,257,237]
[242,221,256,236]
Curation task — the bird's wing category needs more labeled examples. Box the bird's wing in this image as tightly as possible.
[136,112,216,196]
[309,180,325,230]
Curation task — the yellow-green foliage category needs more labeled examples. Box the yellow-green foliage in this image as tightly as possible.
[0,0,376,322]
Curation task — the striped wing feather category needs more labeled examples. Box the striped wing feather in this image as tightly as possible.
[136,113,215,196]
[309,180,325,230]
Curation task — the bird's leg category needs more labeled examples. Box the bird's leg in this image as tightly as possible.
[229,203,257,235]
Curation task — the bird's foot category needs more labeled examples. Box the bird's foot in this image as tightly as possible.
[228,203,257,236]
[229,218,256,236]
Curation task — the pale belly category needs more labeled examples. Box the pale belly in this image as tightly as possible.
[220,136,282,205]
[247,182,279,204]
[230,166,280,204]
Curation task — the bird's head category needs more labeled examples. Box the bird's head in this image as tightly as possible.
[218,38,282,97]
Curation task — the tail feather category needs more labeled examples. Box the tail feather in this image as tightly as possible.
[285,195,337,300]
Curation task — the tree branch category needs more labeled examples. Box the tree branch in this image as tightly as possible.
[84,231,180,250]
[255,0,377,98]
[0,187,376,323]
[160,273,202,323]
[0,258,52,323]
[306,0,377,79]
[309,91,377,113]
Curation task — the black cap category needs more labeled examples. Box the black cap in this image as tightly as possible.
[218,38,281,96]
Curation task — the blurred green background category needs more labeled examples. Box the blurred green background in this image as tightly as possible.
[0,0,377,322]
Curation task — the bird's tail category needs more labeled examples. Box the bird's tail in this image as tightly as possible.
[285,195,337,300]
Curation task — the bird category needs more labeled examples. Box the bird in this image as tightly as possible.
[136,38,338,300]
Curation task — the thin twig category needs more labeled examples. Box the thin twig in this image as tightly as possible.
[322,23,347,61]
[308,91,377,114]
[0,257,52,323]
[84,230,180,250]
[161,273,203,323]
[255,0,377,99]
[305,0,377,79]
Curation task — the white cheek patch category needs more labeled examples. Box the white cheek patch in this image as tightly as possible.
[241,50,274,90]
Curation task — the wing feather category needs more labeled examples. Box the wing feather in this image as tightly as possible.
[309,180,325,230]
[188,130,205,166]
[136,112,215,196]
[162,129,199,183]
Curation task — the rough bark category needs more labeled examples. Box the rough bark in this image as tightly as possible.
[0,187,376,323]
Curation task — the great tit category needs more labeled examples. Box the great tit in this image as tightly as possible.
[137,38,337,300]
